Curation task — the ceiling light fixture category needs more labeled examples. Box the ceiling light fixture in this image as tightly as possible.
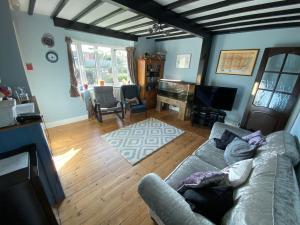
[148,23,169,36]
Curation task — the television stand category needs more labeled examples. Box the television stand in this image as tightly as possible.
[191,106,226,128]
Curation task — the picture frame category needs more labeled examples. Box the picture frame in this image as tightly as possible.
[176,54,191,69]
[216,49,259,76]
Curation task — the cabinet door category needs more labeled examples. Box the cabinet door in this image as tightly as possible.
[242,47,300,135]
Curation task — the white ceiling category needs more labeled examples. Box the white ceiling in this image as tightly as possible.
[13,0,300,39]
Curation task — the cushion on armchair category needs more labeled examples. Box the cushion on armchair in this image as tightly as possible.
[130,104,146,113]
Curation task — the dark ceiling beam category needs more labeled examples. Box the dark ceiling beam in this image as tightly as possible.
[191,0,300,22]
[71,0,104,22]
[202,8,300,27]
[119,21,155,32]
[155,35,195,42]
[211,15,300,30]
[181,0,250,17]
[90,8,125,25]
[53,17,138,41]
[140,28,179,37]
[165,0,200,10]
[104,0,211,38]
[146,31,187,39]
[28,0,36,15]
[51,0,69,18]
[213,22,300,35]
[129,28,151,35]
[106,15,144,29]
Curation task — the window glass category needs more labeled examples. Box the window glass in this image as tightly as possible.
[283,54,300,73]
[269,93,290,112]
[276,74,298,93]
[259,72,278,90]
[253,89,272,107]
[71,42,130,88]
[116,50,129,84]
[84,69,97,85]
[82,44,96,68]
[98,47,113,84]
[265,54,285,72]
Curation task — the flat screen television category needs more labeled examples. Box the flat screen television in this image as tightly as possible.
[194,85,237,111]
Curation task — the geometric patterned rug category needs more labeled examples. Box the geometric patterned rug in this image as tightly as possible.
[102,118,184,165]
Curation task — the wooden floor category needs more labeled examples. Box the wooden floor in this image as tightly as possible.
[48,109,211,225]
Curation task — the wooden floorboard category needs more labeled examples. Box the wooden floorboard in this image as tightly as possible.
[48,109,210,225]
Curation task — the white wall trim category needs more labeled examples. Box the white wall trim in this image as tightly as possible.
[45,115,88,128]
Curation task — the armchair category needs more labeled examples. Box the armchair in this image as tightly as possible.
[94,86,124,122]
[120,85,147,119]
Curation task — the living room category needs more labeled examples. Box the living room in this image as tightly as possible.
[0,0,300,225]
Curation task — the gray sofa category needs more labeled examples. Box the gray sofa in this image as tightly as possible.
[138,122,300,225]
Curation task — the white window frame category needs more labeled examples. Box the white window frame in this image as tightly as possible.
[71,40,130,88]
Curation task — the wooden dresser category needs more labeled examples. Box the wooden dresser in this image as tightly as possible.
[137,57,165,109]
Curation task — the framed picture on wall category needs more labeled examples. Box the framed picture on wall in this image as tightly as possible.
[216,49,259,76]
[176,54,191,68]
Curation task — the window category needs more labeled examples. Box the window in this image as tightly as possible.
[71,42,130,89]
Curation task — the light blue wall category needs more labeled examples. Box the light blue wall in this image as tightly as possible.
[291,112,300,142]
[134,37,156,59]
[12,11,133,123]
[0,0,31,94]
[156,37,203,83]
[206,27,300,124]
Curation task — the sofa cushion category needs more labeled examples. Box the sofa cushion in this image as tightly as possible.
[177,171,226,192]
[221,159,253,187]
[209,122,251,140]
[222,153,300,225]
[262,131,300,166]
[242,130,266,146]
[165,155,219,190]
[214,129,241,150]
[194,139,228,169]
[224,137,257,165]
[182,186,233,224]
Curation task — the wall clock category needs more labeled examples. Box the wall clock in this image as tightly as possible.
[46,51,58,63]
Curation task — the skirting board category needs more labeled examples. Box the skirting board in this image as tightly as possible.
[45,115,88,128]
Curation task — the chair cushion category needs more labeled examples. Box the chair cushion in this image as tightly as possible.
[94,86,117,108]
[131,104,146,113]
[165,155,219,190]
[223,154,300,225]
[194,139,228,169]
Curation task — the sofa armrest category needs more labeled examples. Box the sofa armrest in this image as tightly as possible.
[209,122,251,140]
[138,173,214,225]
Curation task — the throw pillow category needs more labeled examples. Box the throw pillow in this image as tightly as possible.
[221,158,253,187]
[177,171,226,193]
[214,129,240,150]
[125,97,139,105]
[224,137,257,165]
[182,186,233,224]
[243,130,266,146]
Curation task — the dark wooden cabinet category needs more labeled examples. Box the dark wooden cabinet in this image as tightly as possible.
[0,145,59,225]
[137,57,165,109]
